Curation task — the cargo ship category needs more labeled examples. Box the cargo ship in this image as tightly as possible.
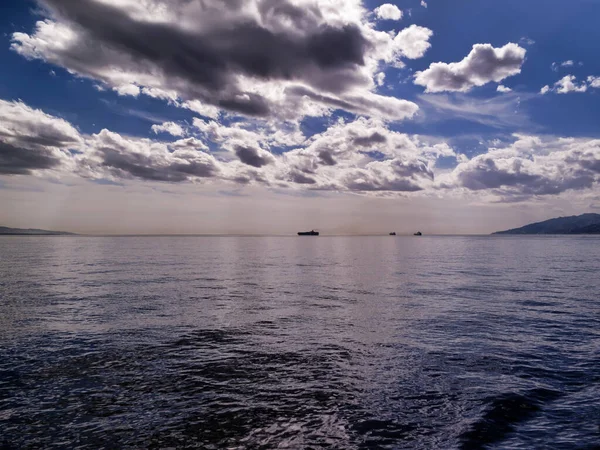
[298,230,319,236]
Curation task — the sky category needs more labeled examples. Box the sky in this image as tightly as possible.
[0,0,599,235]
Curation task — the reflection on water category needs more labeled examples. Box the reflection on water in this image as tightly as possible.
[1,236,599,448]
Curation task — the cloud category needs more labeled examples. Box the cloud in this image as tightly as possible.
[3,98,599,201]
[234,145,275,168]
[374,4,402,21]
[443,135,600,200]
[275,116,454,192]
[519,37,535,47]
[392,25,433,60]
[541,75,594,94]
[414,43,526,93]
[0,99,81,175]
[588,76,600,89]
[551,60,582,72]
[554,75,588,94]
[80,130,220,182]
[421,1,428,8]
[11,0,431,123]
[417,92,534,129]
[497,85,512,93]
[114,84,140,97]
[151,122,185,137]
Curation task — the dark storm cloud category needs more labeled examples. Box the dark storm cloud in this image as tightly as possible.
[38,0,370,115]
[234,145,274,168]
[0,141,63,175]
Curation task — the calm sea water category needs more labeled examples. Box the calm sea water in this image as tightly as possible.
[0,236,599,449]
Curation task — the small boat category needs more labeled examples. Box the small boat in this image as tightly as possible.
[414,231,422,236]
[389,232,396,236]
[298,230,319,236]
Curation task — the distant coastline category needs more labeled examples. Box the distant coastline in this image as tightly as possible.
[493,213,600,235]
[0,226,75,236]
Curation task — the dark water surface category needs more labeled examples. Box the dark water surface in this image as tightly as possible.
[1,236,599,449]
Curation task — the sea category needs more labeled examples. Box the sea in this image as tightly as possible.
[0,235,599,449]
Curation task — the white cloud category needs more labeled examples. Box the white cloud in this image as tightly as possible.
[542,75,588,94]
[552,60,583,72]
[417,92,533,129]
[587,76,600,89]
[497,85,512,93]
[182,100,221,120]
[421,1,428,8]
[113,84,141,97]
[151,122,185,137]
[519,37,535,47]
[392,25,434,60]
[374,4,403,21]
[555,75,588,94]
[414,43,526,93]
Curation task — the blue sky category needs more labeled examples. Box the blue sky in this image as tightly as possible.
[0,0,599,233]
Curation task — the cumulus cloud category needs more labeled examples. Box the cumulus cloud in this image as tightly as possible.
[151,122,185,137]
[0,99,81,175]
[374,4,403,21]
[497,85,512,93]
[541,75,590,94]
[414,43,526,93]
[421,1,428,8]
[275,116,455,192]
[3,99,599,200]
[11,0,431,122]
[79,130,220,182]
[443,135,600,199]
[392,25,433,60]
[0,99,454,192]
[588,76,600,88]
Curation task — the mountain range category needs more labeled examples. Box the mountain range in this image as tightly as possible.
[494,213,600,235]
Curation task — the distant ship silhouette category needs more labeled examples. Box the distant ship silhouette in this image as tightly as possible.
[389,232,396,236]
[298,230,319,236]
[414,231,422,236]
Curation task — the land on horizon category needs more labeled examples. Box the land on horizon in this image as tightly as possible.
[0,226,75,236]
[493,213,600,235]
